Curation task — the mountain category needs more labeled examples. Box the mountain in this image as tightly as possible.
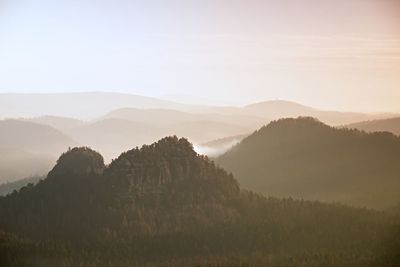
[243,100,394,126]
[217,117,400,209]
[0,92,396,126]
[99,102,398,158]
[244,100,316,117]
[0,120,77,182]
[0,138,241,244]
[26,116,85,131]
[346,117,400,135]
[0,120,76,153]
[103,107,266,129]
[0,92,193,119]
[0,137,396,266]
[104,108,199,125]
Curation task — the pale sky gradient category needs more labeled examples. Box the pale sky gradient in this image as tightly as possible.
[0,0,399,112]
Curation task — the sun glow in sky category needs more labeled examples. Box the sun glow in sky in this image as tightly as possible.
[0,0,399,112]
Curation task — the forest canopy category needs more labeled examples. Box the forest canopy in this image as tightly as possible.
[0,136,399,266]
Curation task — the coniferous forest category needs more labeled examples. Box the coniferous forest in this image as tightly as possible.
[217,117,400,209]
[1,1,400,266]
[0,136,399,266]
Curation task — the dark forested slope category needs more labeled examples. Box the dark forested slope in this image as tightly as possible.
[0,137,241,243]
[217,117,400,209]
[0,137,398,266]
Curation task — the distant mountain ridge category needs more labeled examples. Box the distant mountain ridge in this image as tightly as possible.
[244,100,315,116]
[1,93,398,183]
[217,117,400,209]
[242,100,395,125]
[103,107,265,128]
[346,117,400,135]
[0,120,77,182]
[0,92,194,119]
[0,120,76,152]
[0,92,396,125]
[25,116,85,131]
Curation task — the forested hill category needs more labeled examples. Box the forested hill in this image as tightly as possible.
[217,117,400,210]
[0,137,398,266]
[0,137,240,241]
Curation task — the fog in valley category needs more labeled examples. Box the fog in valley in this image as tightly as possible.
[1,93,398,184]
[0,0,400,266]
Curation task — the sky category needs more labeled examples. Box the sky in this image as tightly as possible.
[0,0,399,112]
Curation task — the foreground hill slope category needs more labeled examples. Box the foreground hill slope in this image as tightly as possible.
[217,117,400,209]
[0,138,240,241]
[0,137,398,266]
[346,117,400,136]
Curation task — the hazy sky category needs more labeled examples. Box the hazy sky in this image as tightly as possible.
[0,0,399,112]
